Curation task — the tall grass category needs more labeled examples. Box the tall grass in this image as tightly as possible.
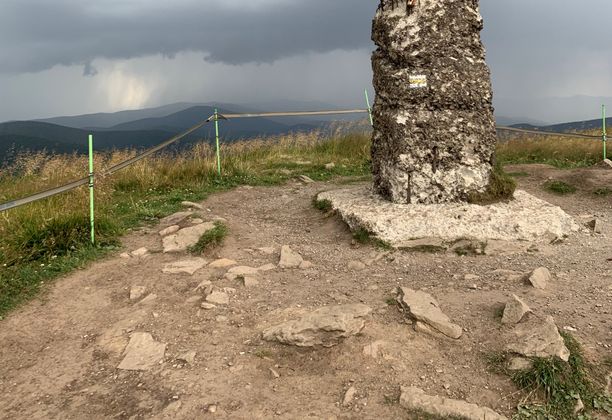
[0,130,605,316]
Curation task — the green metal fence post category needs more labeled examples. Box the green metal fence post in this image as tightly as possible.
[364,89,374,127]
[214,108,221,176]
[88,134,95,245]
[603,104,607,161]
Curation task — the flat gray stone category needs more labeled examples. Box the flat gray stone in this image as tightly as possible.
[118,332,166,371]
[279,246,303,269]
[162,258,207,275]
[502,294,531,324]
[506,315,570,361]
[397,287,462,339]
[399,386,507,420]
[527,267,551,289]
[317,188,580,246]
[162,222,216,253]
[262,304,372,347]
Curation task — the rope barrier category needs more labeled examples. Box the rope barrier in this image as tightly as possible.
[0,108,604,213]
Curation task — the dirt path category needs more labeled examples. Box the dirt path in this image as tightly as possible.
[0,166,610,419]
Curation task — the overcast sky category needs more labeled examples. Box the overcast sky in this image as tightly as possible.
[1,0,611,123]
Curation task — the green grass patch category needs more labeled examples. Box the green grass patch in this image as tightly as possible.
[352,228,392,250]
[593,187,612,196]
[507,171,530,178]
[188,222,228,254]
[312,197,333,212]
[467,162,517,205]
[545,180,577,195]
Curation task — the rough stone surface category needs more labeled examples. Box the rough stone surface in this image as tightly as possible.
[602,158,612,169]
[318,188,579,246]
[181,201,204,210]
[348,261,366,271]
[159,225,180,237]
[177,351,196,364]
[342,386,357,406]
[371,0,497,204]
[206,291,229,306]
[225,266,260,280]
[506,315,570,361]
[397,287,462,339]
[118,332,166,371]
[208,258,237,269]
[131,247,149,257]
[278,246,304,269]
[527,267,551,290]
[399,386,507,420]
[241,276,259,288]
[501,294,531,325]
[262,304,372,347]
[162,258,207,275]
[160,211,192,226]
[129,286,147,301]
[162,222,216,253]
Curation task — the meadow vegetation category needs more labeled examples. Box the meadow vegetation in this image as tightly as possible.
[0,130,606,316]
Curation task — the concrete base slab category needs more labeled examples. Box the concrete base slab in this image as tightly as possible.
[317,187,580,248]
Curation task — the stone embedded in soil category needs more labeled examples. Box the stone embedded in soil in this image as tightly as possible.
[342,386,357,406]
[120,252,131,259]
[507,357,533,372]
[527,267,551,289]
[177,351,196,364]
[258,263,277,272]
[298,261,313,270]
[138,293,158,306]
[129,286,147,301]
[278,246,304,269]
[363,340,389,359]
[162,258,207,275]
[162,222,216,253]
[159,225,180,237]
[131,247,149,257]
[257,247,276,255]
[241,276,259,288]
[506,315,570,362]
[225,266,260,280]
[501,294,531,325]
[347,261,366,271]
[399,386,507,420]
[181,201,204,210]
[208,258,237,269]
[262,304,372,347]
[297,175,315,184]
[371,0,497,204]
[317,188,580,246]
[588,219,604,234]
[118,332,167,371]
[160,211,192,226]
[206,291,229,306]
[201,302,217,310]
[397,287,462,339]
[602,158,612,169]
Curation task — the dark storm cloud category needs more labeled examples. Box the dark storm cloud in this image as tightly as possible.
[0,0,376,74]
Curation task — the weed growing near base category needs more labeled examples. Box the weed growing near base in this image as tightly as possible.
[467,162,517,205]
[312,197,333,212]
[352,228,392,250]
[545,180,577,195]
[189,221,228,254]
[593,187,612,196]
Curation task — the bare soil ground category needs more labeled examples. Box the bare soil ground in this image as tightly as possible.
[0,164,610,419]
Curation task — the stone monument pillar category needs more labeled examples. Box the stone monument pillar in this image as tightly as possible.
[371,0,497,204]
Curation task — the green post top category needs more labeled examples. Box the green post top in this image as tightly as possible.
[364,89,374,127]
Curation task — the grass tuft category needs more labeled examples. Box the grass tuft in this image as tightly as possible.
[352,228,392,250]
[312,197,333,212]
[189,222,228,254]
[467,162,517,204]
[545,180,577,195]
[593,187,612,196]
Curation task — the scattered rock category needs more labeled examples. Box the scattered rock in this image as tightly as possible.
[181,201,204,210]
[138,294,158,306]
[588,219,604,234]
[342,386,357,406]
[506,315,570,361]
[527,267,552,289]
[206,291,229,306]
[195,279,212,292]
[241,276,259,288]
[399,386,507,420]
[162,258,207,275]
[201,303,217,310]
[257,247,276,255]
[464,274,480,281]
[507,357,533,371]
[162,222,216,253]
[159,225,180,237]
[397,287,463,339]
[490,269,523,282]
[348,261,366,271]
[130,286,147,301]
[297,175,315,184]
[160,211,192,226]
[120,252,131,259]
[269,367,280,379]
[299,261,313,270]
[325,162,336,170]
[208,258,237,269]
[177,351,196,364]
[118,332,166,371]
[501,294,531,325]
[262,304,372,347]
[258,263,277,272]
[131,247,149,257]
[279,246,304,269]
[190,218,204,225]
[185,296,202,304]
[574,396,585,414]
[602,158,612,169]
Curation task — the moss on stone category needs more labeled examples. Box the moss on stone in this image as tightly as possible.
[467,162,516,205]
